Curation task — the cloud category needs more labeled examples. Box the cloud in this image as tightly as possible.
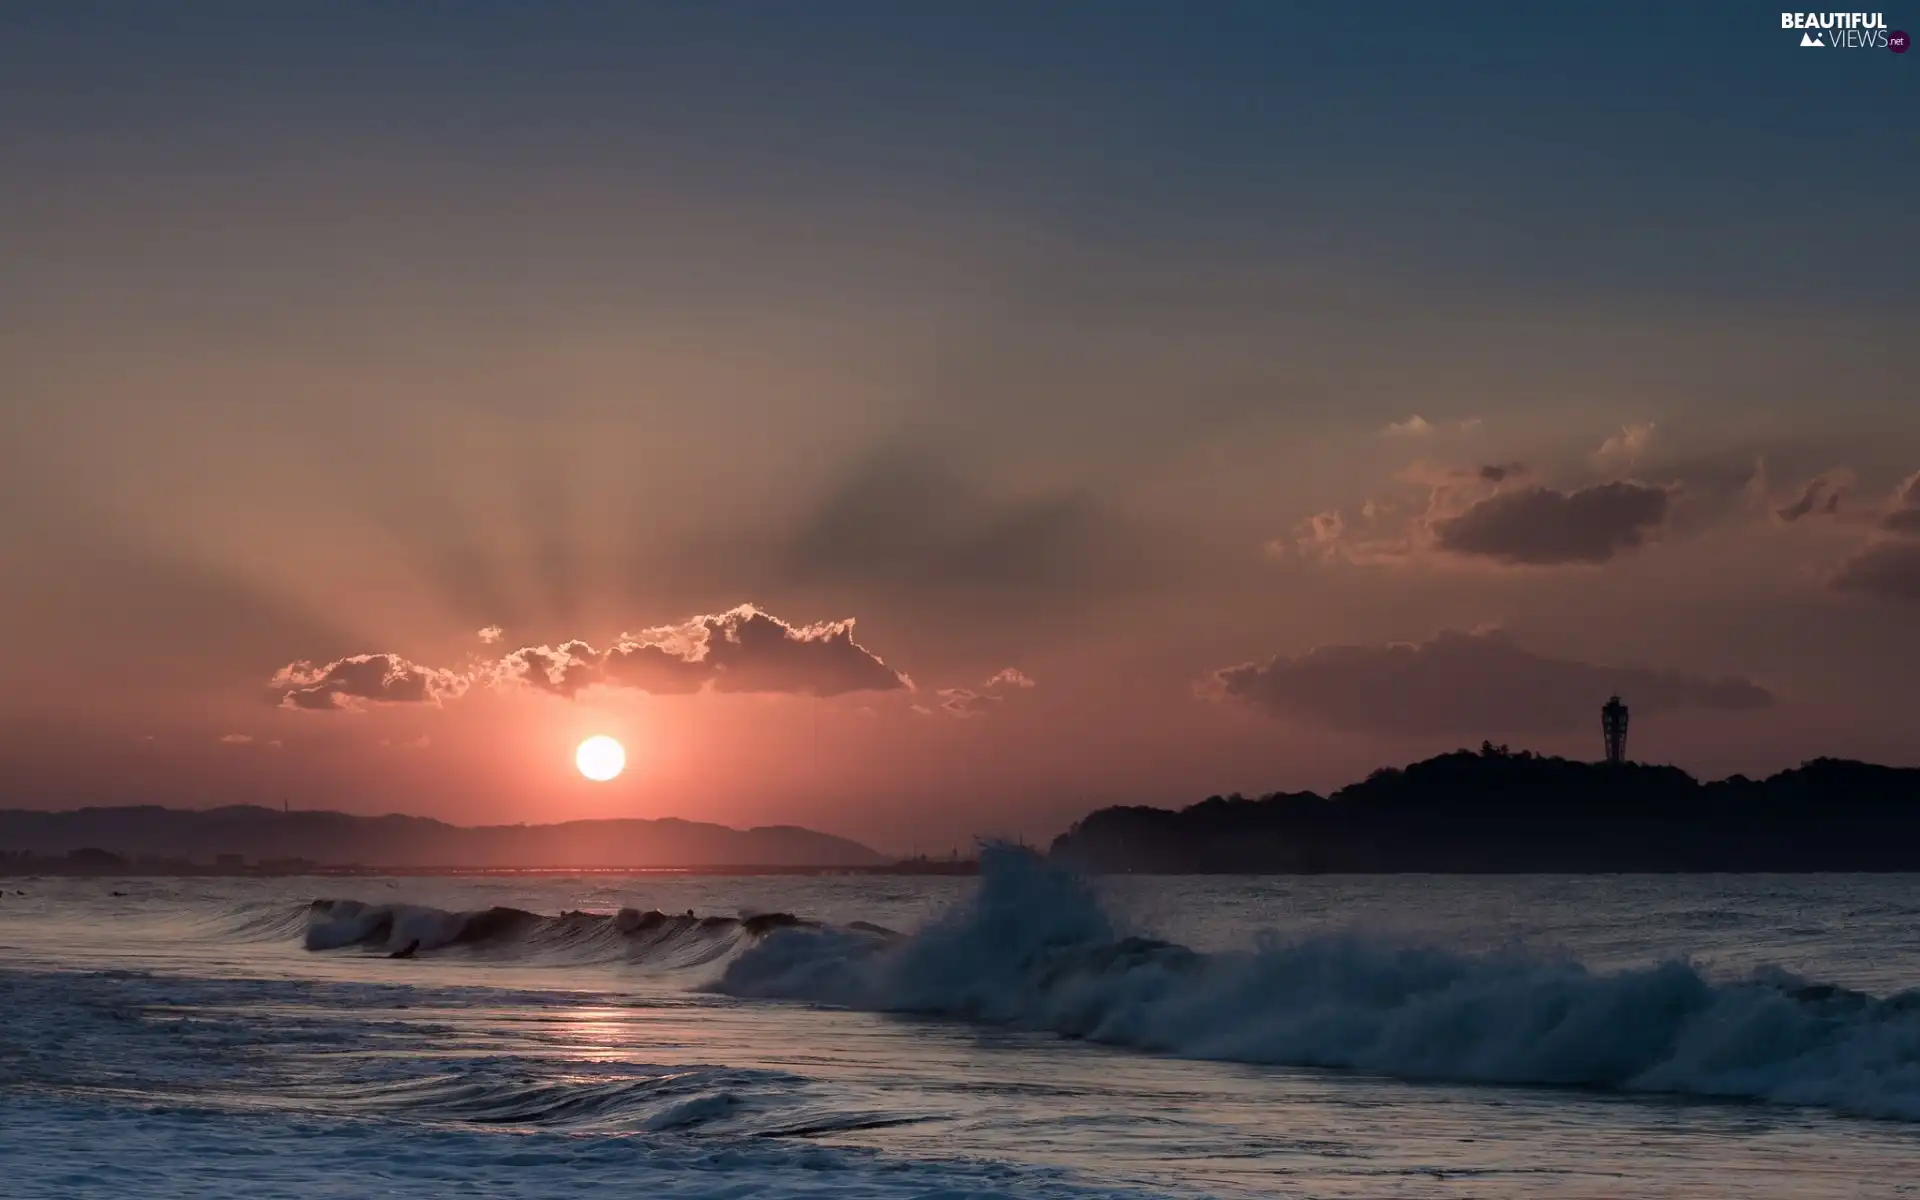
[1880,470,1920,534]
[494,605,911,699]
[477,625,504,644]
[271,654,469,711]
[1274,510,1345,560]
[1431,482,1671,565]
[1830,540,1920,605]
[1798,468,1920,604]
[685,607,910,696]
[1277,504,1428,565]
[1774,471,1851,523]
[287,607,909,710]
[1595,422,1655,464]
[1279,440,1693,569]
[937,687,1001,718]
[1376,416,1480,438]
[932,666,1038,718]
[1355,440,1771,567]
[1206,629,1773,737]
[218,733,254,745]
[494,639,629,697]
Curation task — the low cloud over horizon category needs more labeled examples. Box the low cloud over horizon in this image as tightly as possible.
[1207,629,1773,738]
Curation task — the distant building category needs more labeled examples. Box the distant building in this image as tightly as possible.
[1602,695,1630,765]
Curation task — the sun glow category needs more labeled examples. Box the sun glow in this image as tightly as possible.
[574,735,626,782]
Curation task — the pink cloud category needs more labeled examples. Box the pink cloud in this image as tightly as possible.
[271,654,469,712]
[934,666,1037,719]
[279,606,912,712]
[492,605,911,699]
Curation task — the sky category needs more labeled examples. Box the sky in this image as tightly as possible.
[1,3,1915,852]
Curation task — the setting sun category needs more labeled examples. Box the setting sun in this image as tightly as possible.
[574,736,626,782]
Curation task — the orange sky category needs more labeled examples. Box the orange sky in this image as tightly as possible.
[1,6,1914,852]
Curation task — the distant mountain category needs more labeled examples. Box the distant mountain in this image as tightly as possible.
[1050,746,1920,872]
[0,806,885,869]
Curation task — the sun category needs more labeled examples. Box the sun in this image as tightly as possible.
[574,735,626,782]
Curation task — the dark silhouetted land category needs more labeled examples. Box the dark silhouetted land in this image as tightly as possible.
[1049,746,1920,872]
[0,806,889,873]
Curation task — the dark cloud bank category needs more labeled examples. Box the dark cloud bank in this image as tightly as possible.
[1432,483,1672,566]
[1209,629,1771,737]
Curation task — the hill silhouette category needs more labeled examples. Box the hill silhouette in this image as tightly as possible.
[1049,745,1920,872]
[0,806,884,870]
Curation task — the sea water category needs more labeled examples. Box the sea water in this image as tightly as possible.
[2,849,1917,1198]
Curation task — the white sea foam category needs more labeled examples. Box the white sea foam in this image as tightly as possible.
[714,846,1920,1121]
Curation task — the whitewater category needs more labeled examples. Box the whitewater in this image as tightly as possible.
[3,851,1917,1198]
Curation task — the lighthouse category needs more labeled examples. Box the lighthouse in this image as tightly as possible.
[1601,695,1630,765]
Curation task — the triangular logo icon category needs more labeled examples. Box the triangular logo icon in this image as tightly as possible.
[1800,31,1823,46]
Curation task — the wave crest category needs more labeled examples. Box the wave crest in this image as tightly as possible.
[713,845,1920,1121]
[303,898,811,967]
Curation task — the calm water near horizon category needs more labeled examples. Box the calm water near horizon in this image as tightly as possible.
[3,858,1918,1198]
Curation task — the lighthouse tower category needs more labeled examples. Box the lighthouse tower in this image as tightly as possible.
[1601,695,1630,765]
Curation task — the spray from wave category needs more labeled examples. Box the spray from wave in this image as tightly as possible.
[712,845,1920,1122]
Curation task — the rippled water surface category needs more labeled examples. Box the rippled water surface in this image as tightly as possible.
[3,861,1918,1198]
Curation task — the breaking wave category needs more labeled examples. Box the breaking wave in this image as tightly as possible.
[712,845,1920,1122]
[302,899,817,967]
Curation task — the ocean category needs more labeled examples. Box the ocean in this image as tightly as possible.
[2,849,1917,1198]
